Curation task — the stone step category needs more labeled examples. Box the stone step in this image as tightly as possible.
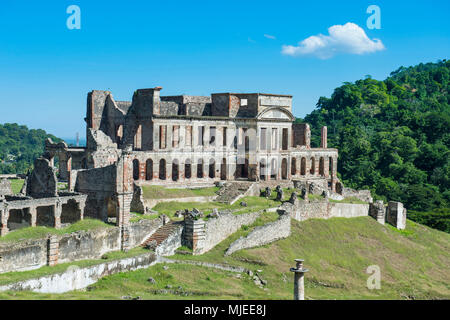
[141,222,180,248]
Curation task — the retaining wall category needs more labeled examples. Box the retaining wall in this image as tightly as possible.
[0,218,163,274]
[0,252,158,293]
[225,213,291,256]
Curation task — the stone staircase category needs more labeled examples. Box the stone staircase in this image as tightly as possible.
[215,181,255,204]
[141,221,182,250]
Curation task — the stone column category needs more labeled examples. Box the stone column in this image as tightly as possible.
[54,200,62,229]
[0,206,9,236]
[324,157,330,178]
[29,206,37,227]
[290,259,309,300]
[321,126,328,148]
[78,201,86,220]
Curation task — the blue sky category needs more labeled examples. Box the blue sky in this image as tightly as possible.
[0,0,448,139]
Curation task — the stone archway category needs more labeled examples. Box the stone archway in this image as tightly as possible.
[133,159,140,180]
[159,159,166,180]
[281,158,288,180]
[146,159,153,180]
[172,160,179,181]
[301,157,306,175]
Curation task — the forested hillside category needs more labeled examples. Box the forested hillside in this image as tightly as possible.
[0,123,61,174]
[302,60,449,213]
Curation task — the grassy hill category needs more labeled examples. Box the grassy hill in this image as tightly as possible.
[2,216,449,300]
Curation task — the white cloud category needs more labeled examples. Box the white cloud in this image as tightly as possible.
[264,34,276,40]
[281,22,385,59]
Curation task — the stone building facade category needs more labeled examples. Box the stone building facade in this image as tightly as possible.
[59,87,338,186]
[37,87,339,238]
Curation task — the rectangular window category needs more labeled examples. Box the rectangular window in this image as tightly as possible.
[272,128,278,150]
[223,127,227,147]
[159,125,167,149]
[198,126,204,146]
[210,126,216,146]
[282,128,288,150]
[185,126,192,146]
[172,125,179,148]
[260,128,267,150]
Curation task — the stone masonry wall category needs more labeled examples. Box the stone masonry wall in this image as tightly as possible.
[225,213,291,256]
[185,210,262,255]
[0,219,162,274]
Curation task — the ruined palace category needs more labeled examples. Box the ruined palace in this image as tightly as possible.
[0,87,340,242]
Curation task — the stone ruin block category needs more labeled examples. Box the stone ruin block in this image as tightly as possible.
[369,200,385,225]
[0,179,13,197]
[386,201,406,230]
[26,157,57,198]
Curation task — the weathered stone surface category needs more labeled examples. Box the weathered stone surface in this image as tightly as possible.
[386,201,406,230]
[26,157,57,198]
[369,200,385,225]
[225,213,291,256]
[130,184,146,214]
[0,179,13,197]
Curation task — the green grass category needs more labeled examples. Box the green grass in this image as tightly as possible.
[329,196,368,204]
[142,186,220,200]
[0,219,113,243]
[152,196,281,220]
[130,212,160,223]
[9,179,24,194]
[2,207,449,299]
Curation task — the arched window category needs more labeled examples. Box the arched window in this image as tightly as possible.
[271,158,277,180]
[133,159,140,180]
[291,158,297,176]
[300,157,306,175]
[172,160,179,181]
[209,159,215,179]
[259,159,267,181]
[221,158,227,180]
[319,157,325,176]
[159,159,166,180]
[185,159,192,179]
[197,159,203,178]
[310,157,315,175]
[146,159,153,180]
[281,158,288,180]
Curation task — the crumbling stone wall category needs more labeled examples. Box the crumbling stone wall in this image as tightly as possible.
[183,210,262,255]
[225,213,291,256]
[284,199,369,221]
[369,200,386,225]
[0,238,48,273]
[0,179,13,197]
[339,187,373,203]
[26,158,57,198]
[386,201,407,230]
[0,218,162,274]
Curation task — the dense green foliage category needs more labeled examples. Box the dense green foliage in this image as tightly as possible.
[0,123,61,174]
[303,60,449,213]
[407,208,450,233]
